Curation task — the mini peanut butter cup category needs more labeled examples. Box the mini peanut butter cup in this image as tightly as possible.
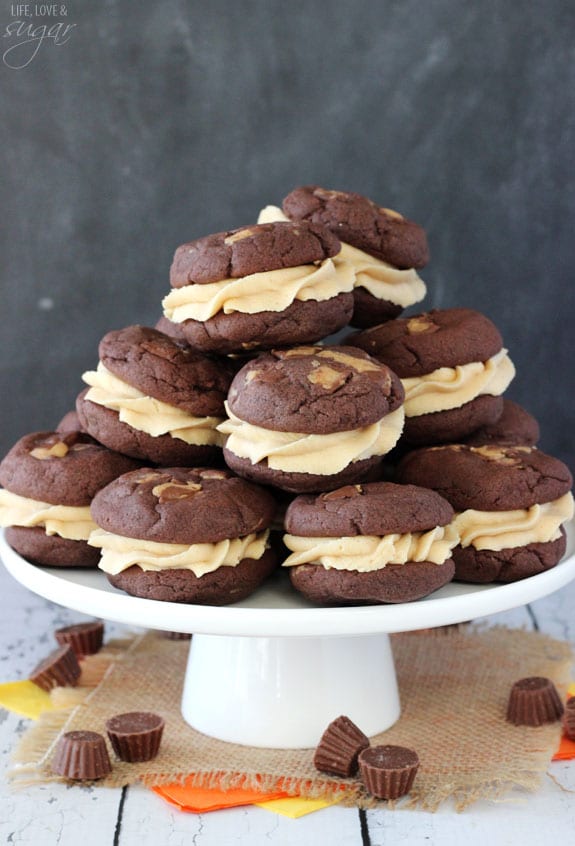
[313,715,369,777]
[29,644,81,691]
[506,676,564,726]
[562,696,575,740]
[358,745,420,800]
[51,730,112,780]
[55,620,105,657]
[106,711,165,762]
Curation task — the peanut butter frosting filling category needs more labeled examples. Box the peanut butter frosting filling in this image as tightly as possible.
[451,492,574,552]
[161,257,355,323]
[82,364,225,446]
[0,489,96,540]
[282,524,459,571]
[401,349,516,417]
[217,404,405,474]
[257,205,426,307]
[89,528,270,577]
[336,241,426,306]
[257,205,290,224]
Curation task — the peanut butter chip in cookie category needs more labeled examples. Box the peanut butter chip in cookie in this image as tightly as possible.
[152,481,203,502]
[317,350,382,373]
[407,315,439,335]
[30,441,70,460]
[136,472,164,485]
[198,469,228,479]
[471,445,529,465]
[279,346,321,358]
[307,365,347,391]
[323,485,364,500]
[224,228,255,245]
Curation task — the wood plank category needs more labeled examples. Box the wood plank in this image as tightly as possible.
[0,566,127,845]
[528,578,575,640]
[119,785,363,846]
[0,708,124,845]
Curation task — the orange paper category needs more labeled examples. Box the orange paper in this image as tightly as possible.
[551,683,575,761]
[152,776,290,812]
[552,734,575,761]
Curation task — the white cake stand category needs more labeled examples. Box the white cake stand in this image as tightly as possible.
[2,524,575,748]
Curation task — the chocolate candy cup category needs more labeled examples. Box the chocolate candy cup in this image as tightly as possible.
[313,715,369,777]
[562,696,575,740]
[29,644,81,691]
[506,676,564,726]
[106,711,165,762]
[55,620,104,657]
[51,731,112,780]
[358,745,419,800]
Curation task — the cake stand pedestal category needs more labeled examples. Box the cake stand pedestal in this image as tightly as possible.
[182,632,399,747]
[2,524,574,749]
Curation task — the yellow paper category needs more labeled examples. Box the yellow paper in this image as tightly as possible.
[567,682,575,697]
[256,794,342,818]
[0,680,54,720]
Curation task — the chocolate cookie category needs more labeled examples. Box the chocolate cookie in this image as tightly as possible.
[464,398,540,447]
[77,325,233,465]
[219,345,405,493]
[161,221,355,353]
[396,444,574,583]
[56,410,83,434]
[170,220,341,285]
[283,481,457,604]
[350,308,516,445]
[89,466,278,604]
[0,431,139,567]
[280,186,429,327]
[282,186,429,269]
[154,314,186,340]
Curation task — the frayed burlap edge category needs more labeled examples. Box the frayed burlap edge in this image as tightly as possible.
[7,626,573,812]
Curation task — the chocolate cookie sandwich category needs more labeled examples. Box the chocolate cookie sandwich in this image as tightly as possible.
[259,185,428,327]
[89,466,277,604]
[154,314,187,342]
[396,444,574,583]
[350,308,516,445]
[77,325,233,465]
[0,431,139,567]
[464,398,540,447]
[282,481,458,604]
[161,220,355,353]
[218,345,405,493]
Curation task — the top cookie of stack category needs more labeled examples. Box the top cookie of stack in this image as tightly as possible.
[160,219,356,353]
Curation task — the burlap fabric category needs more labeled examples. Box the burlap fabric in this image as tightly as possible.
[10,626,572,811]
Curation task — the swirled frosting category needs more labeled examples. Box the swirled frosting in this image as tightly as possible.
[83,364,225,446]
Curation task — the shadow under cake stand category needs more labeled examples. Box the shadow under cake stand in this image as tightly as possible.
[2,523,575,749]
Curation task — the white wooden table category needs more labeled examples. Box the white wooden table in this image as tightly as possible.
[1,563,574,846]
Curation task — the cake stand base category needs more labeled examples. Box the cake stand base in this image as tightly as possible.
[181,632,400,748]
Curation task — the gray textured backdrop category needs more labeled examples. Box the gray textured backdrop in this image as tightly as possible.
[1,0,574,469]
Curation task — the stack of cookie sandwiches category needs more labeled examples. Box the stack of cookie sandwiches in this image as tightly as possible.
[1,184,572,606]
